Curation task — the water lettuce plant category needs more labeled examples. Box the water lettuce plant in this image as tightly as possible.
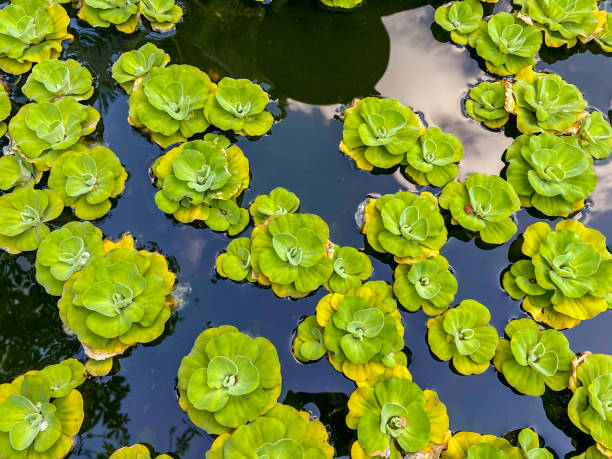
[8,97,100,170]
[138,0,183,33]
[347,376,450,458]
[320,0,362,8]
[594,13,612,52]
[292,315,327,363]
[216,237,254,282]
[340,97,421,170]
[250,213,333,298]
[78,0,140,33]
[111,43,170,94]
[110,444,172,459]
[474,12,542,76]
[22,59,94,103]
[434,0,483,45]
[362,191,447,262]
[177,325,282,435]
[427,299,499,375]
[570,446,608,459]
[205,199,249,236]
[574,112,612,160]
[511,68,588,135]
[502,220,612,329]
[442,428,552,459]
[249,186,300,226]
[205,403,334,459]
[204,78,274,136]
[151,135,249,226]
[48,146,127,220]
[493,318,575,396]
[57,234,176,365]
[0,359,85,459]
[513,0,603,48]
[0,0,72,75]
[568,353,612,453]
[517,428,555,459]
[0,185,63,254]
[0,152,41,191]
[404,127,463,187]
[326,245,373,293]
[128,64,212,148]
[465,81,510,129]
[0,85,10,137]
[393,255,457,315]
[505,133,597,216]
[439,173,521,244]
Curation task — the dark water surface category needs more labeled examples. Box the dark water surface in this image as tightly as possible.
[1,0,611,457]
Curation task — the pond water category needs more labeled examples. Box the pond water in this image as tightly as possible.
[1,0,611,457]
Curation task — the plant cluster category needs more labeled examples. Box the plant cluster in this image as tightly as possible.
[109,444,172,459]
[442,428,553,459]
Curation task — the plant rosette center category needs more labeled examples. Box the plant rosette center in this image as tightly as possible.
[63,154,99,197]
[3,394,59,451]
[360,109,407,145]
[588,374,612,421]
[19,204,41,228]
[512,331,559,377]
[271,229,322,267]
[54,236,90,280]
[215,86,254,119]
[256,438,305,459]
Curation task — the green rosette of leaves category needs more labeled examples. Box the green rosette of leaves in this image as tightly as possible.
[340,97,421,170]
[216,237,254,282]
[177,325,282,435]
[594,13,612,52]
[0,0,72,75]
[427,299,499,375]
[493,318,575,396]
[110,444,172,459]
[48,146,127,220]
[347,376,450,458]
[8,97,101,170]
[0,152,42,191]
[513,0,604,48]
[325,245,373,293]
[441,428,551,459]
[404,126,464,187]
[505,133,597,216]
[574,112,612,160]
[249,187,300,226]
[439,172,521,244]
[128,64,212,148]
[205,198,250,236]
[393,255,457,315]
[250,213,334,298]
[0,84,11,137]
[112,43,170,94]
[292,315,327,363]
[320,0,362,8]
[434,0,483,46]
[0,185,63,254]
[314,285,405,382]
[570,446,609,459]
[474,13,542,76]
[502,220,612,329]
[151,135,249,226]
[511,68,587,135]
[568,353,612,453]
[0,359,85,459]
[204,78,274,137]
[465,81,510,129]
[78,0,140,34]
[57,234,176,362]
[205,403,335,459]
[22,59,94,103]
[139,0,183,32]
[517,428,555,459]
[35,221,104,296]
[362,191,447,263]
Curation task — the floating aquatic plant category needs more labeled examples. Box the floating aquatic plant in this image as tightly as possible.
[465,81,510,129]
[320,0,362,8]
[216,237,254,282]
[0,152,41,191]
[494,318,575,396]
[511,68,588,135]
[57,234,176,370]
[249,187,299,226]
[128,64,212,148]
[393,255,457,315]
[570,446,608,459]
[442,428,552,459]
[505,133,597,216]
[0,185,63,254]
[362,191,447,263]
[0,85,10,137]
[204,78,274,136]
[574,112,612,160]
[594,13,612,52]
[177,325,282,435]
[568,353,612,453]
[347,376,450,458]
[439,172,521,244]
[293,315,327,363]
[434,0,483,46]
[205,403,334,459]
[517,428,555,459]
[326,245,373,293]
[340,97,420,170]
[109,444,172,459]
[112,43,170,94]
[427,299,499,375]
[404,126,464,187]
[0,0,72,75]
[8,97,100,170]
[151,135,249,228]
[22,59,94,103]
[474,12,542,76]
[138,0,183,33]
[0,359,85,459]
[48,146,127,220]
[502,220,612,329]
